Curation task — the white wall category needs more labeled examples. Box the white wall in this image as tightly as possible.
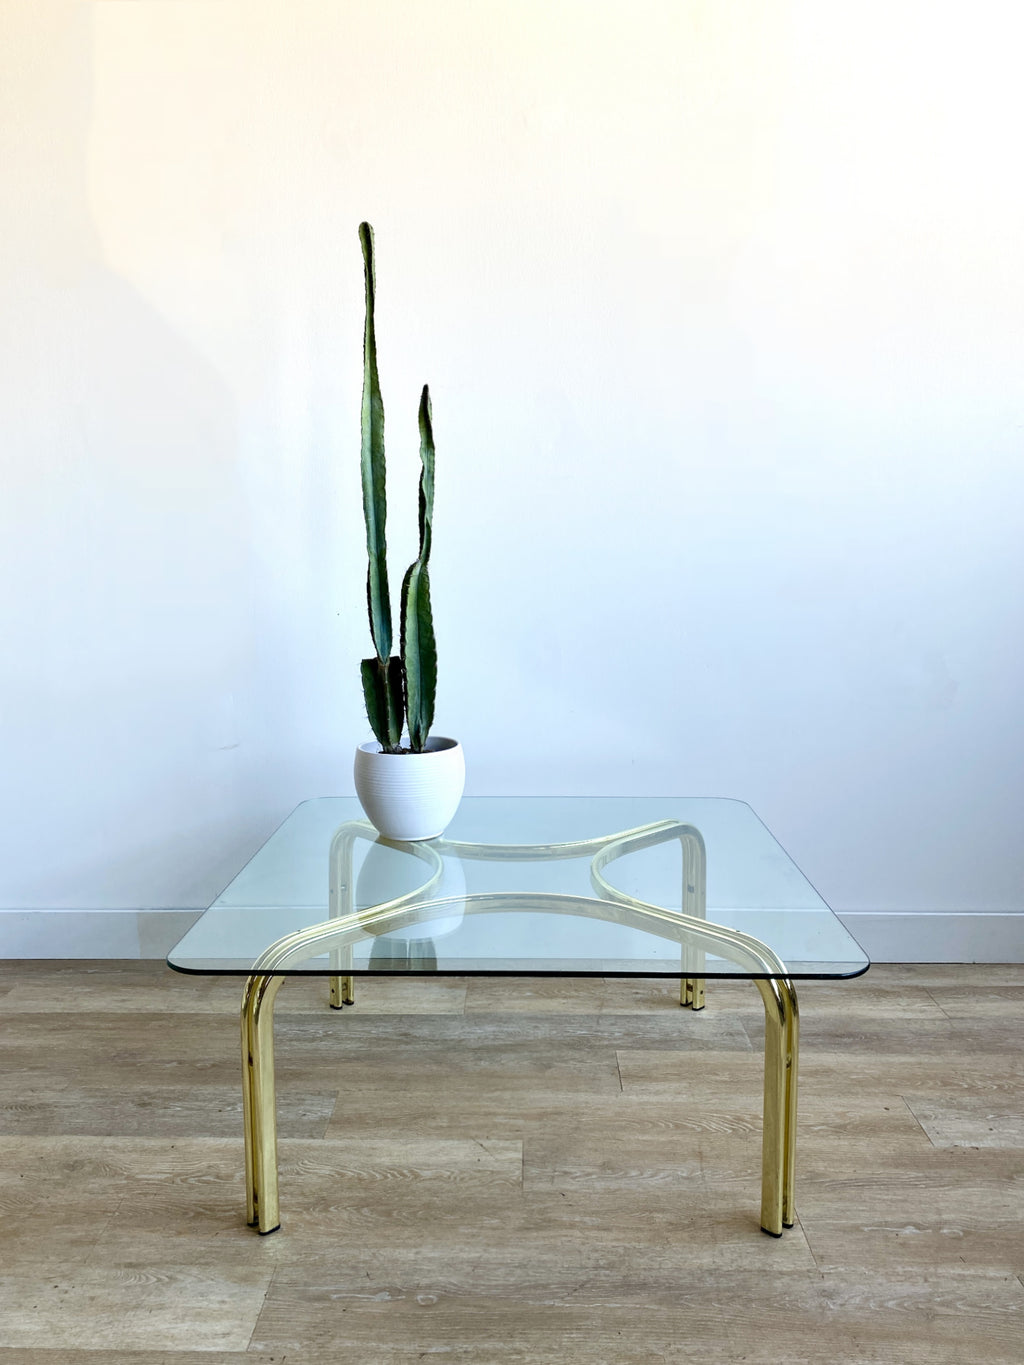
[1,1,1022,949]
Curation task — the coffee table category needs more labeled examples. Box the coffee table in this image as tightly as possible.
[167,797,868,1237]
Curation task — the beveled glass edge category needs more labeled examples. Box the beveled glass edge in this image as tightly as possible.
[167,960,872,980]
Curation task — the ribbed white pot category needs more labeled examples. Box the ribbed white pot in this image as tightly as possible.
[353,737,466,842]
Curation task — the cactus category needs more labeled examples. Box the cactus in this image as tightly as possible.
[400,386,437,750]
[357,223,437,754]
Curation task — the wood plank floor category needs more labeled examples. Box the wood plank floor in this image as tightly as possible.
[0,962,1022,1363]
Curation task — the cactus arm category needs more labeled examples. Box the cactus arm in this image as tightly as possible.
[400,385,437,752]
[360,656,405,751]
[359,221,392,663]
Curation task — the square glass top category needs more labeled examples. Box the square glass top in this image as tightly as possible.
[168,798,868,980]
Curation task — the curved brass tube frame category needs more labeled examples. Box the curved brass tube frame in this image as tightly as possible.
[240,819,799,1236]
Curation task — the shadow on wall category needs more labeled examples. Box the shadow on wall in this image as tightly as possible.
[0,2,256,910]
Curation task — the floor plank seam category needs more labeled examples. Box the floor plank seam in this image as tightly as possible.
[323,1088,341,1133]
[245,1264,281,1356]
[798,1214,825,1273]
[923,985,954,1021]
[734,1011,761,1054]
[899,1093,935,1147]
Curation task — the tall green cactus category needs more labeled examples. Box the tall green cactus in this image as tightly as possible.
[357,223,438,755]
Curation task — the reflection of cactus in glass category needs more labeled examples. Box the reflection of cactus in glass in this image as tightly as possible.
[358,223,437,754]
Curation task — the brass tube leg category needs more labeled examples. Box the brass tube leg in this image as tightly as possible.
[240,977,258,1227]
[241,972,285,1234]
[329,831,357,1009]
[329,940,354,1008]
[678,829,706,1011]
[753,976,799,1235]
[781,978,799,1228]
[329,973,354,1008]
[681,976,706,1009]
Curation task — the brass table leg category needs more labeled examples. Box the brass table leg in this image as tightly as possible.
[328,828,358,1009]
[753,975,799,1235]
[329,973,355,1008]
[781,978,800,1228]
[240,965,799,1236]
[681,975,706,1009]
[241,972,285,1234]
[679,829,706,1010]
[240,968,798,1239]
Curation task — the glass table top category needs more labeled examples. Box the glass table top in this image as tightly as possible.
[168,798,868,980]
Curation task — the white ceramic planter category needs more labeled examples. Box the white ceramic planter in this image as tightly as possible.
[353,736,466,842]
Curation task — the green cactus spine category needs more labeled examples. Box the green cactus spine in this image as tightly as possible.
[400,386,437,751]
[357,223,438,755]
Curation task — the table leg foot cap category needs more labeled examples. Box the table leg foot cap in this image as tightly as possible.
[258,1224,281,1236]
[761,1227,783,1238]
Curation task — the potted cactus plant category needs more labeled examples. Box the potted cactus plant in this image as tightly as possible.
[351,222,465,841]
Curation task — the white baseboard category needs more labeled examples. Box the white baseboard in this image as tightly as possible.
[837,912,1024,963]
[0,910,202,960]
[1,908,1022,964]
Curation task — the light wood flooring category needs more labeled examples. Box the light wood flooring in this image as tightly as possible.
[0,961,1022,1363]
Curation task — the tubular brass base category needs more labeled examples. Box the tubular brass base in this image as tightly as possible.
[681,976,705,1009]
[329,974,354,1008]
[238,818,800,1237]
[239,966,799,1238]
